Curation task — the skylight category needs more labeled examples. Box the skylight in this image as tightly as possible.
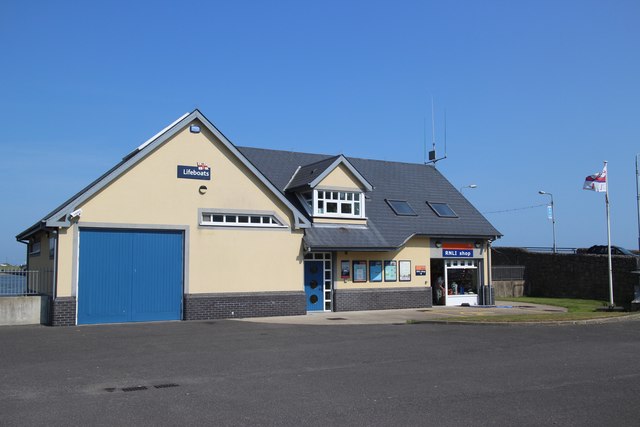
[427,202,458,218]
[386,199,417,216]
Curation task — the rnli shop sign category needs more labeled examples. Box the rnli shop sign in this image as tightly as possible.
[443,249,473,258]
[177,163,210,180]
[442,243,474,258]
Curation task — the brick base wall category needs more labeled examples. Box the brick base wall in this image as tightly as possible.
[51,297,76,326]
[334,287,432,312]
[183,291,307,320]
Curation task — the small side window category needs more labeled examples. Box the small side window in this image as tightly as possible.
[29,241,41,256]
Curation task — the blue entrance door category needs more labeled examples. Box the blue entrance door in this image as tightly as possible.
[304,261,324,311]
[78,229,183,325]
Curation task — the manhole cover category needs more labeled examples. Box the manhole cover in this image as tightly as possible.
[327,317,347,321]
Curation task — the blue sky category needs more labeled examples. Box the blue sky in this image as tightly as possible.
[1,0,639,263]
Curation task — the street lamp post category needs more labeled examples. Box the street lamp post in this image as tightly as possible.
[460,184,477,192]
[539,190,557,253]
[636,154,640,252]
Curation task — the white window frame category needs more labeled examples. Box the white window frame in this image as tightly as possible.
[200,210,287,228]
[312,189,365,219]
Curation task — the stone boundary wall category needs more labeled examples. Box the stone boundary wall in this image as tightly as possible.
[0,296,49,326]
[492,248,640,306]
[334,287,432,312]
[493,280,525,298]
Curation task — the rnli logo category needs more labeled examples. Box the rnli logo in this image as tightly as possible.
[177,163,211,180]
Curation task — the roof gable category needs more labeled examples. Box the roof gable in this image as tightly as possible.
[285,155,373,192]
[17,110,310,240]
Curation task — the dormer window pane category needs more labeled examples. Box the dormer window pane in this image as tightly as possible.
[312,189,364,218]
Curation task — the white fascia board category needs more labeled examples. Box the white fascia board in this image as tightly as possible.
[284,166,302,191]
[137,112,189,151]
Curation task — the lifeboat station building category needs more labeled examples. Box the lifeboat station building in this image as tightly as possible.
[17,110,501,326]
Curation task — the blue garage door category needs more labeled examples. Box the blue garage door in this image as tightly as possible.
[78,229,184,325]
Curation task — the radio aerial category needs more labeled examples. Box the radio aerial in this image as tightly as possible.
[425,96,447,165]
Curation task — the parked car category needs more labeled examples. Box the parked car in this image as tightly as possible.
[585,245,638,256]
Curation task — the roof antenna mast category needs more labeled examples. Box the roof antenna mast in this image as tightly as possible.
[425,95,448,166]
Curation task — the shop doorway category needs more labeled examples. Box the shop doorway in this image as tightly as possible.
[430,259,445,305]
[430,258,480,306]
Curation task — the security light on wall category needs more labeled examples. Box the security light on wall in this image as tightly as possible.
[69,209,82,219]
[435,241,443,248]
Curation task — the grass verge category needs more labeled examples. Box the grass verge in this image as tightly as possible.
[422,297,632,323]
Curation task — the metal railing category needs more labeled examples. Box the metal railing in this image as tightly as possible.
[492,265,525,281]
[0,270,54,296]
[521,247,578,254]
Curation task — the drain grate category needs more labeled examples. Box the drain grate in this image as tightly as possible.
[122,386,148,392]
[154,383,180,389]
[327,317,347,321]
[105,383,180,393]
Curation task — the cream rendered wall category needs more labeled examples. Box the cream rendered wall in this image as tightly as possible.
[317,164,366,190]
[335,236,431,290]
[55,120,304,297]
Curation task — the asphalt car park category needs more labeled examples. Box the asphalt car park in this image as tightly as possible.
[1,314,639,426]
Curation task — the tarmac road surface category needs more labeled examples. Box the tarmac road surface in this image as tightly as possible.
[1,316,639,426]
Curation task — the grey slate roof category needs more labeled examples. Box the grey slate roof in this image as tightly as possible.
[238,146,502,251]
[285,155,340,191]
[16,109,500,250]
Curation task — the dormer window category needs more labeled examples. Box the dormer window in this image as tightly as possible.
[299,189,365,218]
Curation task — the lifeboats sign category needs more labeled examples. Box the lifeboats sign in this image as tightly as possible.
[177,163,210,180]
[442,242,474,258]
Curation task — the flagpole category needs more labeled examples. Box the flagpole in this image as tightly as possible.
[604,161,614,307]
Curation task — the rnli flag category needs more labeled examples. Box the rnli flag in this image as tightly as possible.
[583,163,607,192]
